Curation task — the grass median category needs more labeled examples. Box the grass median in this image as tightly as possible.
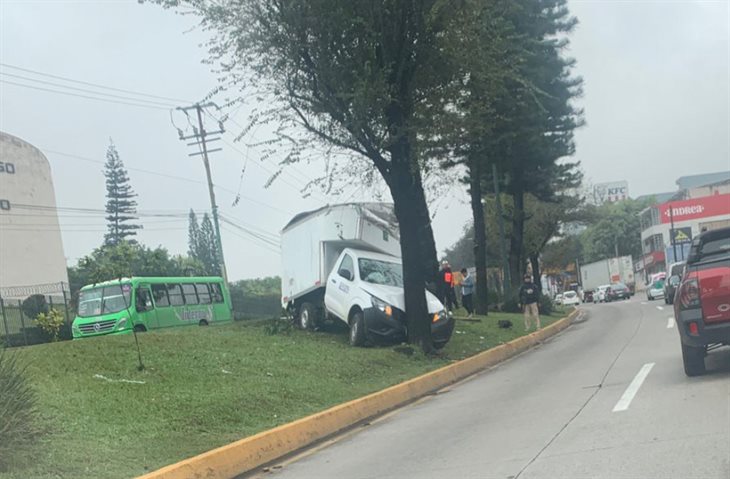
[2,307,568,479]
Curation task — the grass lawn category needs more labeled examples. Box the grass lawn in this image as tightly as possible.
[2,306,569,479]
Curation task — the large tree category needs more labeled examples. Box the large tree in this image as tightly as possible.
[187,210,220,275]
[153,0,476,352]
[103,140,142,245]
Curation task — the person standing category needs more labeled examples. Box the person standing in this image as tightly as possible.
[460,268,474,318]
[439,261,458,310]
[518,274,541,331]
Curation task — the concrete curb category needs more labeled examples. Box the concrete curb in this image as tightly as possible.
[137,309,580,479]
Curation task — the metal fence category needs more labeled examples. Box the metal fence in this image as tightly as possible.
[0,282,72,348]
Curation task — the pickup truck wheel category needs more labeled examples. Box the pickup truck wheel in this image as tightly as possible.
[349,311,366,347]
[298,302,315,331]
[681,344,706,376]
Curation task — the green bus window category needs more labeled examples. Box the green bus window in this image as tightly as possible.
[152,284,169,307]
[209,283,224,303]
[135,288,154,312]
[167,284,185,306]
[182,283,199,304]
[196,283,211,304]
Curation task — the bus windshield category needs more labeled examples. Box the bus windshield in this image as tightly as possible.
[78,284,132,317]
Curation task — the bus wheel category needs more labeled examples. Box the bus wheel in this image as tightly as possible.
[199,319,209,327]
[133,324,146,333]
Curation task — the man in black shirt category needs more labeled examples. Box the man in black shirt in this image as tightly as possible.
[518,274,541,331]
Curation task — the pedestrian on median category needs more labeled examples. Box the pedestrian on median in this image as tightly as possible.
[518,274,541,331]
[460,268,474,318]
[439,261,458,311]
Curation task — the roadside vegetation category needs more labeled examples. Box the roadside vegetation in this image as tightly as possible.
[1,307,567,479]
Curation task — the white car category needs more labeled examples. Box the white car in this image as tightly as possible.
[646,280,665,301]
[562,291,580,306]
[554,293,564,305]
[596,284,611,303]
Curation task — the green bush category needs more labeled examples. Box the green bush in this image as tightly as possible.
[35,308,65,341]
[0,351,42,471]
[538,294,554,316]
[21,294,48,320]
[263,316,293,336]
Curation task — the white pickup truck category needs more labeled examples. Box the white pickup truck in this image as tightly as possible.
[281,203,454,348]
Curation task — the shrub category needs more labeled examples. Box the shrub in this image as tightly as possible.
[35,309,65,341]
[538,294,554,316]
[0,351,41,471]
[264,316,293,336]
[21,294,48,320]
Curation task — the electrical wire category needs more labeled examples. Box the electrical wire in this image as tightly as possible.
[0,72,178,108]
[0,80,171,111]
[0,62,193,104]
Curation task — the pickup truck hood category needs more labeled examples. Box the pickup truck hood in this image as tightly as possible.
[361,284,444,314]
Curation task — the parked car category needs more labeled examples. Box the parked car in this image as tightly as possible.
[562,291,580,306]
[675,226,730,376]
[607,282,631,301]
[664,261,685,305]
[554,293,564,305]
[646,279,665,301]
[596,284,611,303]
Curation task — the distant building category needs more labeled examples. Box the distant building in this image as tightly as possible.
[637,174,730,281]
[0,132,69,298]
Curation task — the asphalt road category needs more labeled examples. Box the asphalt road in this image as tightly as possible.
[252,297,730,479]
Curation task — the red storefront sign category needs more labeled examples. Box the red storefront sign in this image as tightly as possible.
[642,251,665,267]
[659,193,730,224]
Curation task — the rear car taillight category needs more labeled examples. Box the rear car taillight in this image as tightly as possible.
[678,278,700,309]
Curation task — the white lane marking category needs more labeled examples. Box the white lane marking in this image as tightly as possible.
[613,363,655,412]
[656,306,664,311]
[667,317,675,329]
[641,302,647,305]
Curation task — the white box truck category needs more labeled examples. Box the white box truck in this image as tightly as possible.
[281,203,454,348]
[580,255,636,297]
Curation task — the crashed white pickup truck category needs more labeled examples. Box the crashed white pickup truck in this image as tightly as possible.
[281,203,454,348]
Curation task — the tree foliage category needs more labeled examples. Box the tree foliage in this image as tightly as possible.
[68,241,207,296]
[103,140,142,245]
[580,198,650,263]
[187,210,220,276]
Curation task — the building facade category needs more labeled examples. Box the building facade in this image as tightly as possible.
[0,131,69,297]
[638,179,730,281]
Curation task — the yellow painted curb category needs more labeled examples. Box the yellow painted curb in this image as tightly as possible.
[137,308,580,479]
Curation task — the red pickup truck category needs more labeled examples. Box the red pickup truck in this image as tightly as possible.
[674,226,730,376]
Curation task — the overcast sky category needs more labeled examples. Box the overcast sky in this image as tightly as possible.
[1,0,728,280]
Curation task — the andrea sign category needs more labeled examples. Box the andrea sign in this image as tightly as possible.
[659,194,730,224]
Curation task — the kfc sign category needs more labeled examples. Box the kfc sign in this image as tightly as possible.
[659,193,730,224]
[593,181,629,204]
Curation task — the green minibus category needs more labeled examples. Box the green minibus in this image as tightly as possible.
[72,276,232,338]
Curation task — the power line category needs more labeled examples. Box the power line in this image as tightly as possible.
[0,62,193,104]
[0,79,171,111]
[220,224,280,255]
[0,72,178,108]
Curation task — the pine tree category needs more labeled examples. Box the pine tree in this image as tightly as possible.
[103,140,142,245]
[199,214,220,275]
[187,209,201,259]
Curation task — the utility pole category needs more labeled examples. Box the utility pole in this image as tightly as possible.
[492,163,511,297]
[668,202,678,264]
[176,103,229,287]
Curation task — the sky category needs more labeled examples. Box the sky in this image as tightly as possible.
[1,0,728,280]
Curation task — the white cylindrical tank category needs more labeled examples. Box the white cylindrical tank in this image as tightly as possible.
[0,131,69,294]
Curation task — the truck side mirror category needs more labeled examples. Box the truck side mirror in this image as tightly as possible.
[339,269,353,281]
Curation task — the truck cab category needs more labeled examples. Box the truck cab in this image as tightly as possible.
[323,248,451,347]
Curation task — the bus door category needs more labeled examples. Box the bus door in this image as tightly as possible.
[134,284,158,329]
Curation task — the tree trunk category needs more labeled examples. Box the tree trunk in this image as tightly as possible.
[509,186,526,292]
[384,101,436,354]
[529,253,541,292]
[468,157,488,315]
[390,164,436,354]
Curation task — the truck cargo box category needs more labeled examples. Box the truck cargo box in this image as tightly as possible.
[281,203,400,304]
